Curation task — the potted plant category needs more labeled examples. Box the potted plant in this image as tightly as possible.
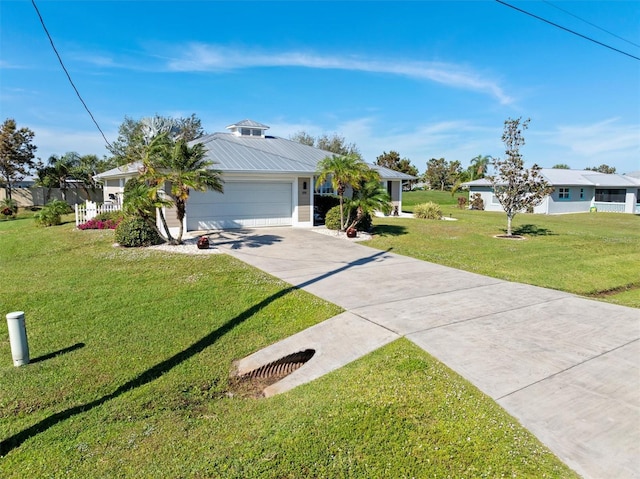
[197,236,210,249]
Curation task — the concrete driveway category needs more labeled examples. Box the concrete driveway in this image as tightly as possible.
[213,227,640,479]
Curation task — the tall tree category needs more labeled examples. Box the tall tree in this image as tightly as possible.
[35,152,111,202]
[289,131,315,146]
[376,151,419,189]
[290,131,361,158]
[552,163,570,169]
[585,164,616,174]
[46,153,78,201]
[423,158,462,191]
[142,135,223,244]
[375,151,419,176]
[375,150,402,169]
[468,154,492,180]
[108,114,206,166]
[0,119,37,200]
[315,154,373,231]
[488,118,552,236]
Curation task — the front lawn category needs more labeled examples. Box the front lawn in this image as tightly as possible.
[371,195,639,308]
[0,214,577,477]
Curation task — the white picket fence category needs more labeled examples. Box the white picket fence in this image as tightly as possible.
[75,201,121,226]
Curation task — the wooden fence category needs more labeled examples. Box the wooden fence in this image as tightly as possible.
[75,201,121,226]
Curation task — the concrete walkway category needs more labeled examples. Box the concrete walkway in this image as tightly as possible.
[212,227,639,479]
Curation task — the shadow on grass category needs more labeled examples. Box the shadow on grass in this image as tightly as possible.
[372,225,407,237]
[509,224,556,236]
[0,248,390,456]
[30,343,85,364]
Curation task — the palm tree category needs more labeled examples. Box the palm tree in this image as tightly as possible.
[121,178,172,237]
[469,154,492,180]
[346,177,390,231]
[315,154,372,231]
[143,134,223,244]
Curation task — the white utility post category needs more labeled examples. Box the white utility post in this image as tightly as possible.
[6,311,29,366]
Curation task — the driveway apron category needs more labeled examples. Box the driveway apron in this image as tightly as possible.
[213,227,640,479]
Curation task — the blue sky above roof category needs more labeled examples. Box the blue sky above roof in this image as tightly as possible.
[1,1,638,173]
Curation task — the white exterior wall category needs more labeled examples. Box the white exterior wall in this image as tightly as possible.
[470,184,640,215]
[103,178,127,204]
[468,187,501,212]
[545,186,593,214]
[292,176,313,227]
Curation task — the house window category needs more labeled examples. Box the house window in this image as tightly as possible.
[315,177,335,195]
[595,188,625,203]
[580,188,584,199]
[491,194,500,204]
[558,188,570,200]
[240,128,263,137]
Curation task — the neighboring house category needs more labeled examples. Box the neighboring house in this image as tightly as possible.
[463,169,640,215]
[95,119,415,233]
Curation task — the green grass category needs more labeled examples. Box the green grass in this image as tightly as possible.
[371,192,640,308]
[402,189,464,209]
[0,214,577,477]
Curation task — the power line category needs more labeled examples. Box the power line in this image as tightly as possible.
[31,0,113,148]
[496,0,640,61]
[542,0,640,49]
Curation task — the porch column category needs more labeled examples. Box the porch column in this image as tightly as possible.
[625,188,637,214]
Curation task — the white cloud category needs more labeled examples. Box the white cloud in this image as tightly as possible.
[165,43,513,105]
[536,119,640,172]
[266,116,502,172]
[545,119,640,156]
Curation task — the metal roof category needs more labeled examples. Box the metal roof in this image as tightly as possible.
[94,161,143,180]
[463,169,640,188]
[370,164,417,180]
[196,133,330,173]
[94,121,417,181]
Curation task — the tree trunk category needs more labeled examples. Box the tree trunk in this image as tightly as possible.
[507,214,513,236]
[339,194,345,231]
[175,200,186,244]
[157,207,174,244]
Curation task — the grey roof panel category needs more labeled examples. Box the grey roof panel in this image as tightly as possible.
[195,133,332,173]
[94,161,143,179]
[370,164,417,180]
[463,169,640,188]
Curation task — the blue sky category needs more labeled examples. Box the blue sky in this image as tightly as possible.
[1,0,639,174]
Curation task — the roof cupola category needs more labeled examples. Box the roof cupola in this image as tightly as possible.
[226,119,269,138]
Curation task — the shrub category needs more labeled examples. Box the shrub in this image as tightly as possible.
[34,199,72,226]
[1,198,18,218]
[325,204,372,231]
[324,205,342,230]
[78,217,121,230]
[115,216,164,247]
[414,202,442,220]
[470,193,485,210]
[457,197,467,209]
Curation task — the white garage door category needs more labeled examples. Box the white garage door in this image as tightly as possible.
[186,181,292,230]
